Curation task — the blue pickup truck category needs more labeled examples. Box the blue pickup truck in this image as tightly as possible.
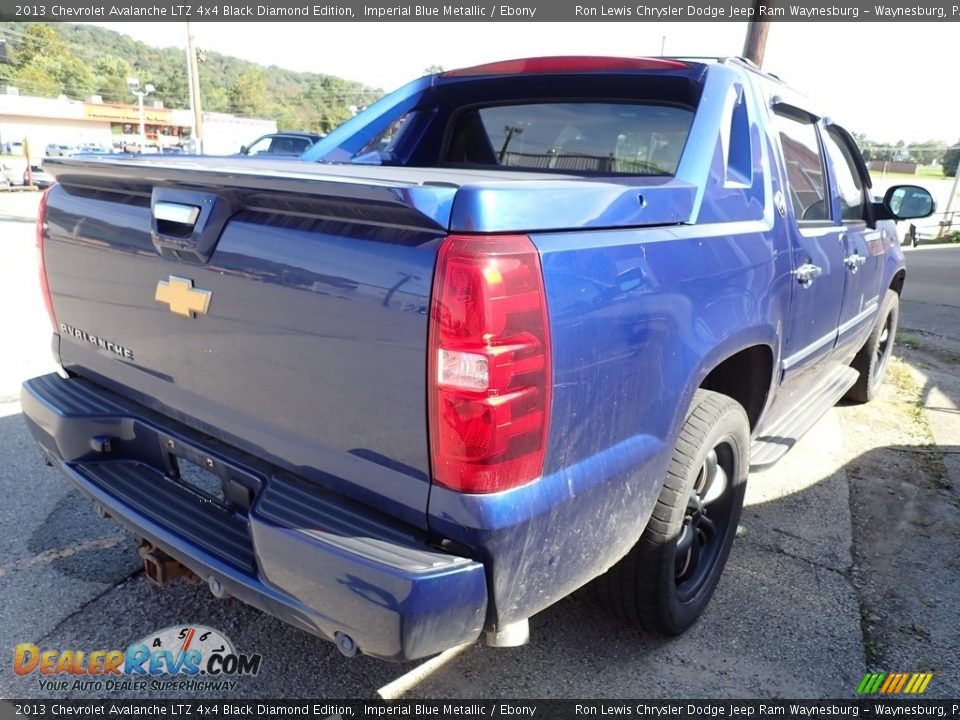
[23,56,933,661]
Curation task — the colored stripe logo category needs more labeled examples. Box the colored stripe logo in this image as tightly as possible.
[857,672,933,694]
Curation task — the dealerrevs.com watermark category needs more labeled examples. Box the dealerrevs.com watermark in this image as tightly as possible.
[13,625,262,693]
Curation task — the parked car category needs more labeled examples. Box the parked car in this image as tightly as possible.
[26,56,934,662]
[239,131,323,157]
[23,164,53,189]
[45,144,75,158]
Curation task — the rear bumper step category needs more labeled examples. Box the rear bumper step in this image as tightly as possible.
[21,372,487,661]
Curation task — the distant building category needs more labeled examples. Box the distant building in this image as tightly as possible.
[867,160,918,175]
[0,90,276,156]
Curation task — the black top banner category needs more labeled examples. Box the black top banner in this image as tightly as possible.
[1,0,959,22]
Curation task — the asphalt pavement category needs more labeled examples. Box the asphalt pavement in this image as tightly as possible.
[900,244,960,349]
[0,192,956,699]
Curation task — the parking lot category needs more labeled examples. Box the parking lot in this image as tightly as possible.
[0,191,957,699]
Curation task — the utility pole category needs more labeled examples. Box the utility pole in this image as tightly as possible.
[24,137,32,188]
[941,159,960,236]
[185,22,204,153]
[128,78,154,152]
[742,1,773,67]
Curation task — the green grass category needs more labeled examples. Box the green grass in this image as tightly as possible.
[897,334,923,350]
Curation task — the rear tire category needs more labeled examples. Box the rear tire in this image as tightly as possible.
[596,390,749,635]
[845,289,899,404]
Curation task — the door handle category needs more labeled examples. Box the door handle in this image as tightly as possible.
[844,254,867,273]
[794,263,823,288]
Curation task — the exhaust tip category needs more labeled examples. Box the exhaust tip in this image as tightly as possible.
[484,618,529,648]
[208,575,230,599]
[334,632,358,657]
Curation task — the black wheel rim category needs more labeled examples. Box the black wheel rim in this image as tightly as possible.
[874,312,894,380]
[675,440,737,602]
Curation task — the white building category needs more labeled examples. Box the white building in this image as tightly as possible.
[0,89,276,156]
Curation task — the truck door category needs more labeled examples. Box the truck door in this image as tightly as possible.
[823,124,887,360]
[774,109,847,388]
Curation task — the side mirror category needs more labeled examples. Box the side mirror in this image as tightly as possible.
[239,145,248,155]
[615,267,645,293]
[883,185,935,220]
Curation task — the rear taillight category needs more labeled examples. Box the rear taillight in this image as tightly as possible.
[428,234,551,493]
[36,186,57,332]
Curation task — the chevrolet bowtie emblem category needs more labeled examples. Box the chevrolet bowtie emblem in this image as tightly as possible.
[155,276,212,318]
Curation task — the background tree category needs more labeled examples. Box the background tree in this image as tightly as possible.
[14,60,59,96]
[904,140,948,166]
[11,23,94,98]
[943,143,960,178]
[13,23,64,69]
[229,68,269,117]
[91,55,133,103]
[0,21,383,132]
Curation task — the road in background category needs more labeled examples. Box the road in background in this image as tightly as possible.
[900,245,960,350]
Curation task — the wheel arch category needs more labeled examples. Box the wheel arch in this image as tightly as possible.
[889,268,906,296]
[698,343,775,431]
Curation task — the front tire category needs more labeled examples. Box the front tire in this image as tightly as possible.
[845,289,899,404]
[596,390,749,635]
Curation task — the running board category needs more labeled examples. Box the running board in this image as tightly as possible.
[750,364,860,470]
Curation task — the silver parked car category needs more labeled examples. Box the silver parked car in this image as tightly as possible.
[24,164,54,189]
[45,144,76,158]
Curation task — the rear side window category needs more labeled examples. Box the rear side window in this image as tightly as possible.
[351,113,415,164]
[444,103,693,175]
[776,114,830,223]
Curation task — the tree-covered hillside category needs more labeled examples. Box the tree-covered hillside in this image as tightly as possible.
[0,22,384,133]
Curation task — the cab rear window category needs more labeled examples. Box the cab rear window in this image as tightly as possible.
[444,102,693,175]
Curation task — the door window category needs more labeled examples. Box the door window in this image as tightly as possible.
[776,114,830,223]
[824,129,866,223]
[244,136,273,155]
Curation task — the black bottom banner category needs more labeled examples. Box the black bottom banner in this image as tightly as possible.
[2,700,960,720]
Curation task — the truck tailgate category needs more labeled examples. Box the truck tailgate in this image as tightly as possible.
[42,157,458,527]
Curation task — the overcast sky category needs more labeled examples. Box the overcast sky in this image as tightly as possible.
[89,21,957,145]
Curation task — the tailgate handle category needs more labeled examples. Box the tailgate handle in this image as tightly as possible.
[150,188,242,265]
[154,202,200,228]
